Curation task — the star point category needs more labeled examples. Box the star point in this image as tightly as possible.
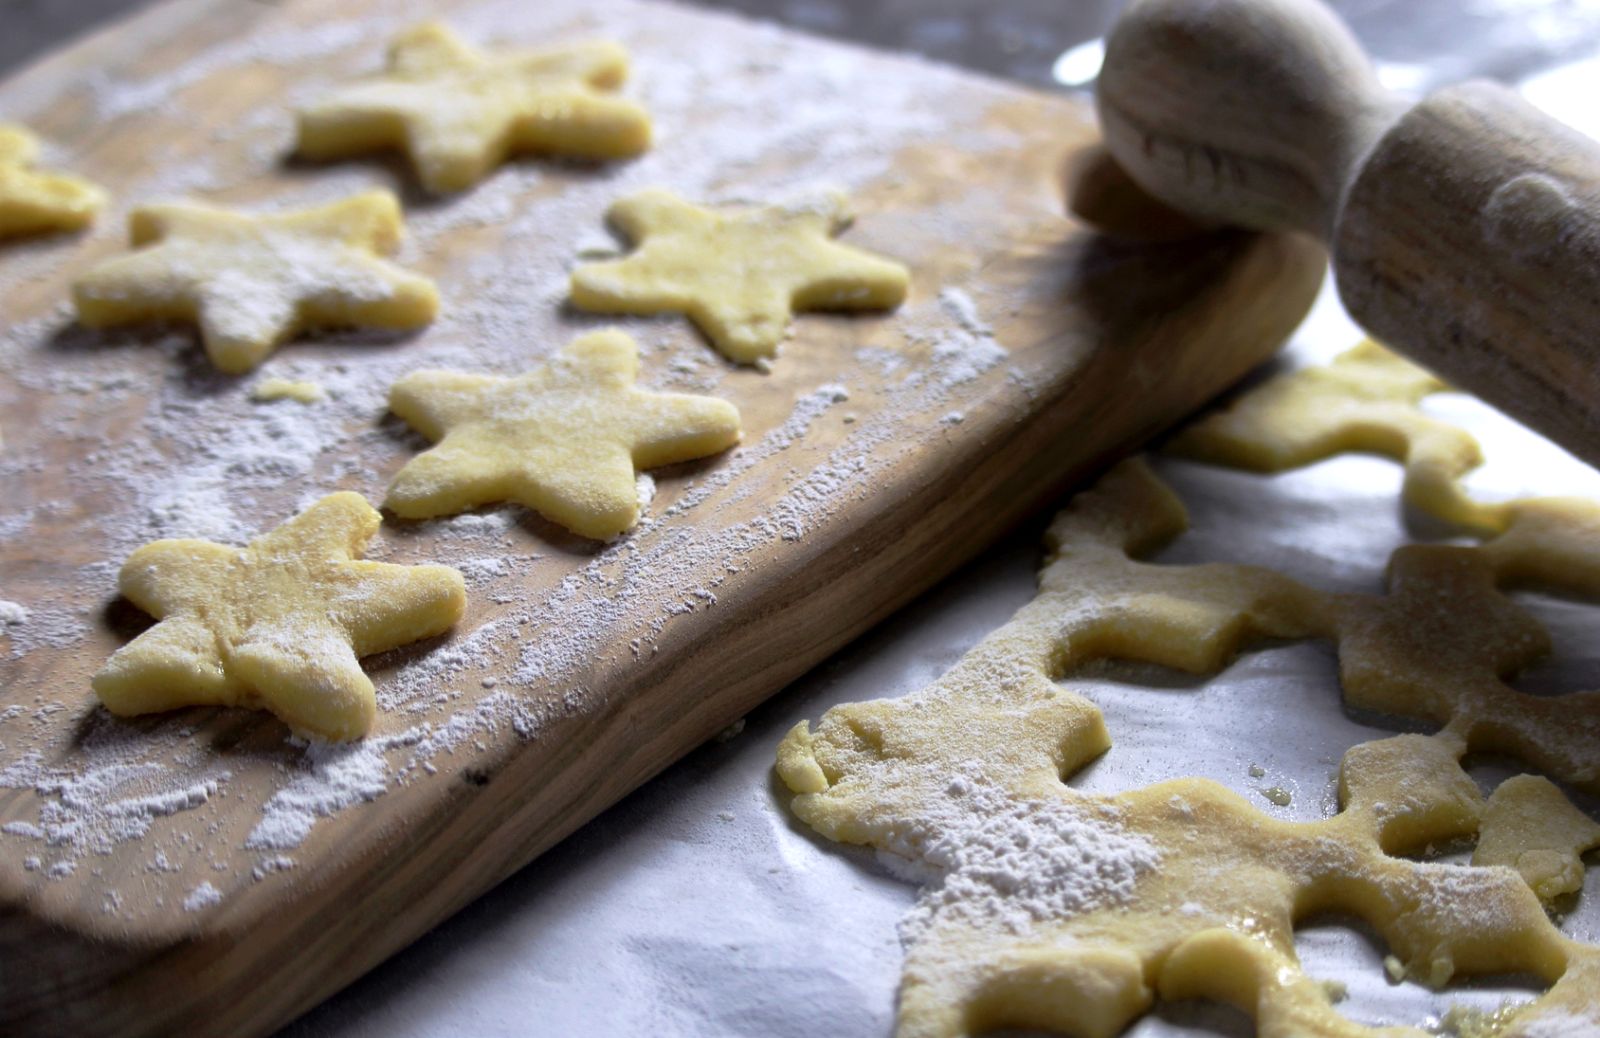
[93,492,467,741]
[0,123,105,238]
[570,188,911,365]
[297,22,653,193]
[71,190,438,374]
[385,329,741,539]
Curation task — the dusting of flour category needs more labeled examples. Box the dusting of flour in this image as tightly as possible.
[883,766,1159,946]
[0,0,1045,916]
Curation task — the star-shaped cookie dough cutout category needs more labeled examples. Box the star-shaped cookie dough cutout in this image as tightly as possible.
[297,22,652,193]
[386,329,741,539]
[72,190,438,374]
[570,189,911,365]
[0,124,105,237]
[93,492,466,741]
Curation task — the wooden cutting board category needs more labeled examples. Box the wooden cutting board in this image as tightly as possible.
[0,0,1324,1033]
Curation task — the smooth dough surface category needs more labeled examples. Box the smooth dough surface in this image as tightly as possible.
[386,328,741,539]
[778,345,1600,1038]
[569,188,910,364]
[297,22,651,193]
[72,190,437,375]
[0,124,104,238]
[93,492,466,741]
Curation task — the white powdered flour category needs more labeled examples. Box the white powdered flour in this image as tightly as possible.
[0,0,1049,919]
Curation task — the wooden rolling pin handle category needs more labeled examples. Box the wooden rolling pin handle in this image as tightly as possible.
[1335,81,1600,467]
[1096,0,1600,466]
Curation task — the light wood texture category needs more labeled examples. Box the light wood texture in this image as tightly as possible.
[1095,0,1600,468]
[1337,83,1600,467]
[0,1,1324,1035]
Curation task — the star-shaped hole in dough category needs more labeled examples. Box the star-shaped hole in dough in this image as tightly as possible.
[297,22,652,193]
[778,458,1600,1037]
[93,492,466,741]
[385,329,741,539]
[0,124,104,237]
[72,190,438,375]
[570,189,911,365]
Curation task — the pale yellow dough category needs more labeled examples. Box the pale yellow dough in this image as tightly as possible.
[93,493,466,741]
[569,189,910,364]
[251,378,326,403]
[72,190,438,375]
[1169,339,1504,532]
[386,329,741,539]
[779,347,1600,1036]
[296,22,652,194]
[0,124,104,237]
[1473,775,1600,901]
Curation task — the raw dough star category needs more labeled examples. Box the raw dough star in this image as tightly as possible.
[72,190,438,375]
[386,329,741,538]
[93,493,466,741]
[0,124,104,237]
[569,189,910,364]
[297,22,652,193]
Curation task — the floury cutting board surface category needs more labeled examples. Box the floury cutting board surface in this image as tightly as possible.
[0,0,1324,1033]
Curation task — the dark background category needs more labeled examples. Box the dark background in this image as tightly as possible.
[8,0,1600,94]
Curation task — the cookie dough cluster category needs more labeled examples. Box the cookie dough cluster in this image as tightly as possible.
[3,22,908,740]
[781,347,1600,1037]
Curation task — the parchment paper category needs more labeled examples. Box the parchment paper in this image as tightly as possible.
[281,12,1600,1038]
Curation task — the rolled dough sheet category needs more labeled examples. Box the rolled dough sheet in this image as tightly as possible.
[282,284,1600,1038]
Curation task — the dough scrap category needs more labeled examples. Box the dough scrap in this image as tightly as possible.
[385,329,741,539]
[1169,339,1503,532]
[0,124,104,237]
[297,22,651,193]
[569,188,910,364]
[93,492,466,741]
[777,456,1600,1038]
[72,190,437,374]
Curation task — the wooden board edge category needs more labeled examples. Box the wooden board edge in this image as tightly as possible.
[2,227,1327,1036]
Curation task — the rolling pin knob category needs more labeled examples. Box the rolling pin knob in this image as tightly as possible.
[1095,0,1600,468]
[1097,0,1395,237]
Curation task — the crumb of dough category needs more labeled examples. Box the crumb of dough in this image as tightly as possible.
[1260,785,1292,807]
[250,378,326,403]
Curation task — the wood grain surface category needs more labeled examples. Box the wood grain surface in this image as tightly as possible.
[0,0,1325,1034]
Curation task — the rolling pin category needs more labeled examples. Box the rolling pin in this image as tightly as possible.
[1081,0,1600,468]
